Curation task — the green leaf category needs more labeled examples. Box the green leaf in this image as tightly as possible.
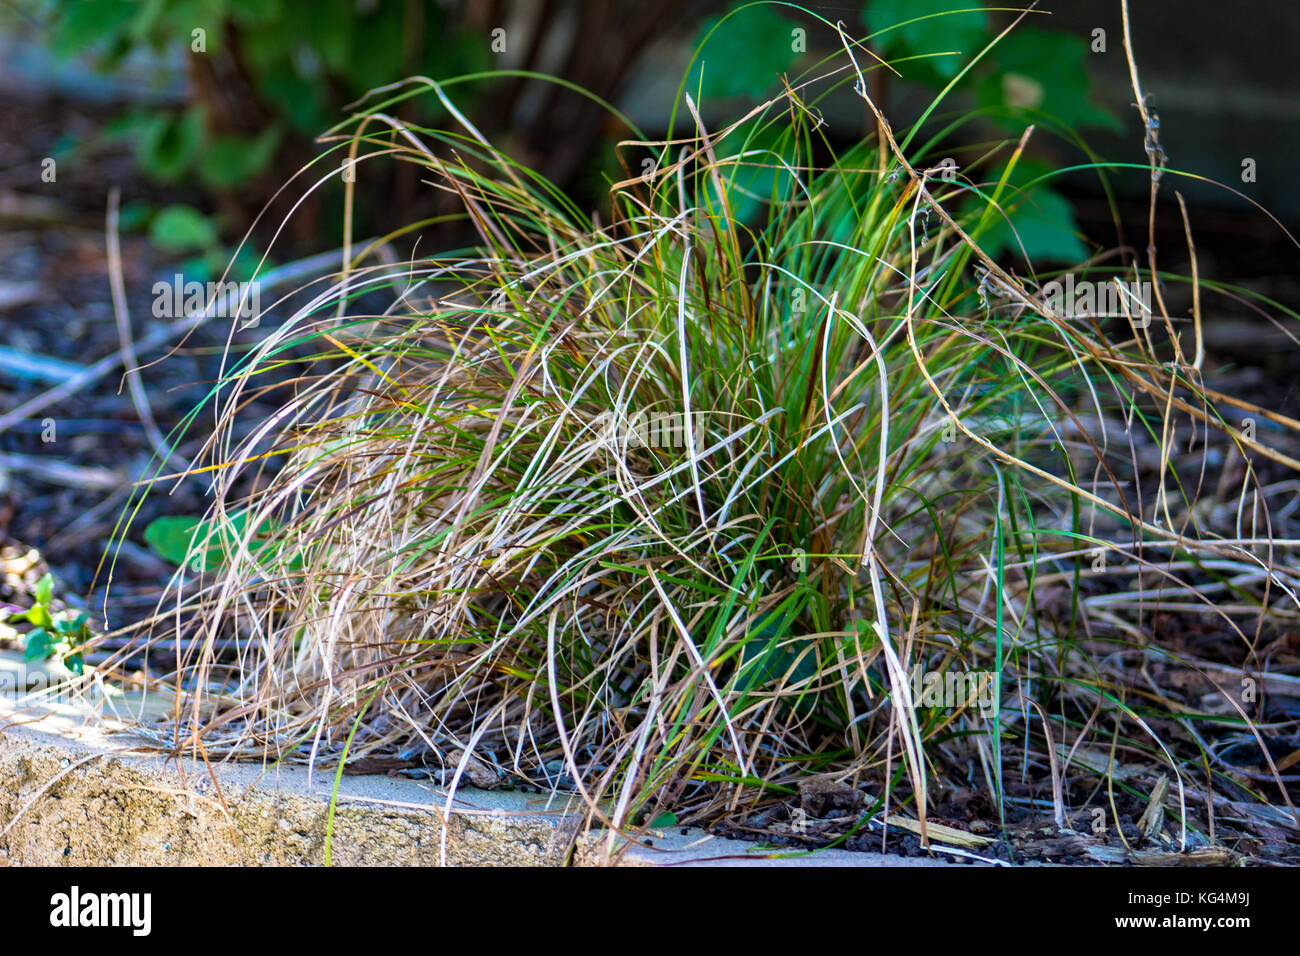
[417,26,492,88]
[349,5,406,93]
[14,604,52,630]
[865,0,989,80]
[144,510,294,572]
[296,0,353,73]
[852,619,880,648]
[977,184,1087,264]
[150,204,219,253]
[198,126,283,189]
[24,628,51,662]
[736,610,817,691]
[143,515,207,566]
[127,0,170,43]
[225,243,269,283]
[689,3,799,100]
[249,59,329,134]
[228,0,280,24]
[34,573,53,607]
[116,200,154,232]
[976,27,1121,132]
[965,159,1088,264]
[705,122,799,223]
[52,0,137,59]
[648,811,678,828]
[135,107,203,181]
[53,612,88,636]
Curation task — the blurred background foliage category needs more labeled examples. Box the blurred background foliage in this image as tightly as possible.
[10,0,1124,267]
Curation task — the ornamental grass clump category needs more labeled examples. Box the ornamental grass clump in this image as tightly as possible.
[116,24,1300,853]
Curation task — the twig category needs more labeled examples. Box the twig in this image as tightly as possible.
[1120,0,1171,321]
[0,345,85,385]
[107,188,187,474]
[1175,192,1205,372]
[0,451,121,490]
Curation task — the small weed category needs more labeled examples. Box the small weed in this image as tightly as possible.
[4,574,87,676]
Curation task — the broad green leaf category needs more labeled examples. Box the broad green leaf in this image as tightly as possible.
[150,204,218,253]
[297,0,353,73]
[116,200,154,232]
[52,0,137,58]
[417,27,492,87]
[34,573,53,607]
[145,510,297,572]
[865,0,989,79]
[224,243,268,283]
[54,612,88,635]
[198,126,283,189]
[977,183,1087,264]
[145,514,255,572]
[250,60,329,134]
[24,628,51,662]
[14,603,53,630]
[349,5,406,93]
[705,122,799,222]
[127,0,170,42]
[689,3,800,100]
[966,160,1088,264]
[228,0,280,24]
[135,107,203,181]
[736,609,817,691]
[977,27,1122,132]
[144,515,205,566]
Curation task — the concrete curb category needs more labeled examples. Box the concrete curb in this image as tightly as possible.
[0,659,963,867]
[0,704,584,866]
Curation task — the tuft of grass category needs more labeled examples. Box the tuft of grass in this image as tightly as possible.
[113,16,1300,857]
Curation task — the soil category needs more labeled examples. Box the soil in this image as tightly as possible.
[706,776,1300,866]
